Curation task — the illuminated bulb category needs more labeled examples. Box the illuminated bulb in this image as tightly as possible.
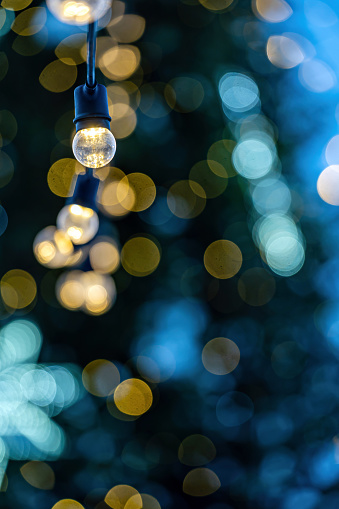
[46,0,111,25]
[82,271,116,315]
[56,271,86,310]
[64,1,89,17]
[56,270,116,315]
[33,226,74,268]
[57,204,99,245]
[72,128,116,169]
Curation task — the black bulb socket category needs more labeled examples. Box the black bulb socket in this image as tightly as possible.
[73,83,111,132]
[67,171,100,211]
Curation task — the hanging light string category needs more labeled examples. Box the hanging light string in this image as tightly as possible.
[86,21,97,89]
[33,3,120,316]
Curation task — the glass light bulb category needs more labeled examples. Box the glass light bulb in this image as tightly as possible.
[46,0,111,25]
[57,204,99,245]
[72,128,116,169]
[33,226,74,268]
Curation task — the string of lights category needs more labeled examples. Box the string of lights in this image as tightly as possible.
[34,2,120,316]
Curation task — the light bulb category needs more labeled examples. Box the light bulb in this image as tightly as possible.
[46,0,111,25]
[57,204,99,245]
[56,271,86,310]
[72,128,116,169]
[33,226,74,268]
[56,270,116,315]
[82,271,116,315]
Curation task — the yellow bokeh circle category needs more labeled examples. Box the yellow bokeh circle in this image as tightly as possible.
[1,269,37,309]
[99,45,140,81]
[47,158,84,198]
[55,33,87,65]
[114,378,153,416]
[204,240,242,279]
[189,160,228,199]
[2,0,33,10]
[183,468,221,497]
[11,7,46,36]
[125,493,161,509]
[39,59,77,93]
[199,0,233,11]
[207,139,237,178]
[117,173,156,212]
[20,461,55,490]
[121,237,160,277]
[105,485,141,509]
[167,180,206,219]
[52,500,84,509]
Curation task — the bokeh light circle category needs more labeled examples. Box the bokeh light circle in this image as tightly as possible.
[202,337,240,375]
[219,72,259,113]
[232,137,276,179]
[82,359,120,397]
[167,180,206,218]
[52,500,84,509]
[39,60,77,93]
[105,485,141,509]
[89,239,120,274]
[204,240,242,279]
[20,461,55,490]
[183,468,221,496]
[117,173,156,212]
[121,237,160,277]
[265,235,305,277]
[46,0,111,25]
[125,494,161,509]
[317,165,339,205]
[114,378,153,416]
[1,269,37,309]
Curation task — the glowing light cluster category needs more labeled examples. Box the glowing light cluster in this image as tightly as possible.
[46,0,111,25]
[34,226,74,268]
[56,269,116,315]
[219,71,305,277]
[36,163,159,314]
[105,485,161,509]
[57,204,99,245]
[56,270,116,315]
[0,319,83,484]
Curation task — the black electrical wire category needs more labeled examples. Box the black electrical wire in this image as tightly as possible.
[87,21,97,88]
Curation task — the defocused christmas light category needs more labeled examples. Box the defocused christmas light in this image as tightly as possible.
[33,226,74,267]
[46,0,111,25]
[56,204,99,245]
